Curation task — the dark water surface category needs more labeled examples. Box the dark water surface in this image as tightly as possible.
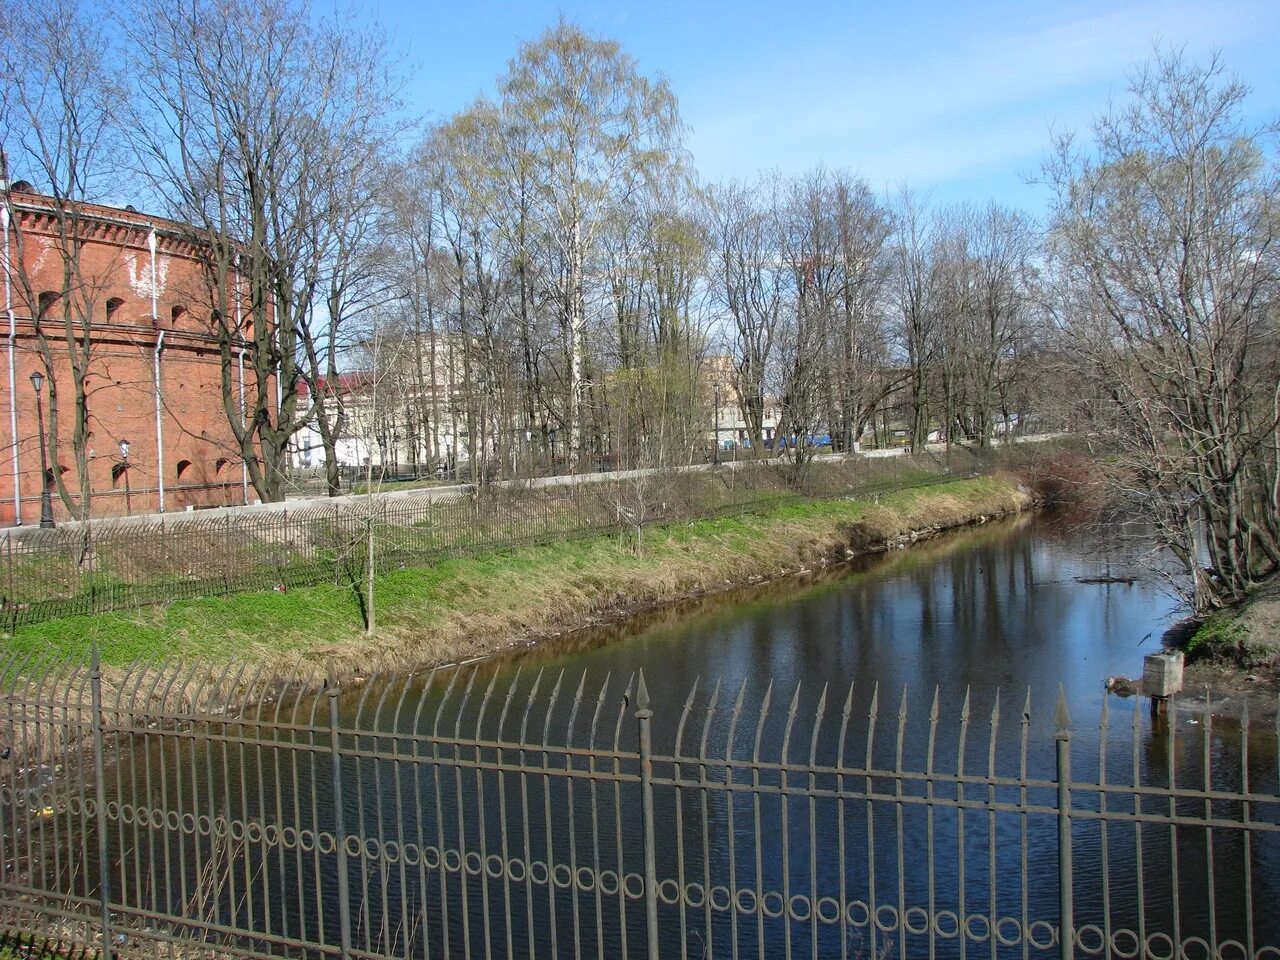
[20,511,1279,960]
[490,511,1177,716]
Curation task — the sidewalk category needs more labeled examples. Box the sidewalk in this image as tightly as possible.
[0,433,1068,539]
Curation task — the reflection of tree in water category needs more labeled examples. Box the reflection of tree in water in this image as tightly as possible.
[1040,505,1169,586]
[499,513,1044,669]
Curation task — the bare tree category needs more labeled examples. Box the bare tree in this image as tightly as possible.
[706,178,786,456]
[890,189,940,453]
[827,174,898,452]
[1046,49,1280,610]
[297,91,403,497]
[930,203,1037,446]
[778,169,898,466]
[127,0,396,502]
[1,0,121,519]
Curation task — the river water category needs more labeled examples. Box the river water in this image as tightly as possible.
[16,510,1280,959]
[443,510,1279,958]
[493,510,1176,717]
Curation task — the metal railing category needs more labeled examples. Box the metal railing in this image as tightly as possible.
[1,653,1277,959]
[0,454,983,628]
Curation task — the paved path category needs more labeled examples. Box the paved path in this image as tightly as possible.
[0,433,1069,538]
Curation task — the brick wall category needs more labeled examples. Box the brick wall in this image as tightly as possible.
[0,192,269,523]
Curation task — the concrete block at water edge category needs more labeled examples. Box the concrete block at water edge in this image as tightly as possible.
[1142,651,1184,698]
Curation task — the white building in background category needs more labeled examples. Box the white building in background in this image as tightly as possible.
[703,355,781,449]
[292,374,373,469]
[291,334,475,472]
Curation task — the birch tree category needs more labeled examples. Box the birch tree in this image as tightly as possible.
[499,21,685,466]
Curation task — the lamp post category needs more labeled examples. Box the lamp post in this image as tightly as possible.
[118,438,132,515]
[548,429,558,474]
[29,371,54,528]
[713,384,720,466]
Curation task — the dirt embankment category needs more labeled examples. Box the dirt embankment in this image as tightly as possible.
[1185,585,1280,673]
[1180,581,1280,704]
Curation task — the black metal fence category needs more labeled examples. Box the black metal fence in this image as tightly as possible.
[1,653,1277,960]
[0,455,981,628]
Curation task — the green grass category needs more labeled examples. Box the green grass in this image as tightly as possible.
[1184,613,1249,657]
[1184,606,1278,670]
[352,476,446,495]
[0,933,80,960]
[8,475,1026,670]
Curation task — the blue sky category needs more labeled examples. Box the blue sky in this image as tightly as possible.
[360,0,1280,212]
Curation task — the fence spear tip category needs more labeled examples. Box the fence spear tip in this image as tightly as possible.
[595,672,611,704]
[635,670,650,712]
[759,679,774,716]
[786,683,802,718]
[682,676,700,712]
[1054,684,1071,733]
[840,679,855,718]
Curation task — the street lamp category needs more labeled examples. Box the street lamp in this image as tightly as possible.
[118,439,132,515]
[713,384,721,466]
[548,429,558,473]
[29,371,54,528]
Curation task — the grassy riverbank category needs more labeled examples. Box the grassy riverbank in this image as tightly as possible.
[1184,580,1280,680]
[9,475,1031,673]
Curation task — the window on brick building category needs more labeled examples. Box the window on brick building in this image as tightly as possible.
[111,463,127,487]
[214,458,229,475]
[171,304,187,325]
[37,291,60,318]
[106,297,125,322]
[176,459,192,481]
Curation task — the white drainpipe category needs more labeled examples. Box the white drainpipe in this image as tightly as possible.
[273,292,283,473]
[154,331,166,513]
[235,259,248,504]
[149,226,166,513]
[238,348,248,503]
[1,205,20,525]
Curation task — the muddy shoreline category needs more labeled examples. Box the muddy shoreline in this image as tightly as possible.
[1153,616,1280,721]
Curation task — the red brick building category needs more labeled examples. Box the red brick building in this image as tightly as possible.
[0,185,269,524]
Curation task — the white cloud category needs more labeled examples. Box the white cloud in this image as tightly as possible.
[686,0,1279,190]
